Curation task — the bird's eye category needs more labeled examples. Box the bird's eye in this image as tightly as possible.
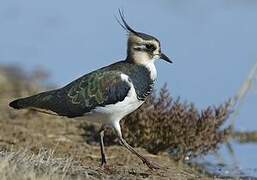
[145,44,156,51]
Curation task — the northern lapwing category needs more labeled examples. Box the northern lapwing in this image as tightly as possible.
[9,10,172,170]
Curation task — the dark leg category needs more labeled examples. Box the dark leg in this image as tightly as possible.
[99,127,107,167]
[118,135,160,170]
[112,121,160,170]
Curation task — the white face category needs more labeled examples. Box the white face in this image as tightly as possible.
[128,34,161,65]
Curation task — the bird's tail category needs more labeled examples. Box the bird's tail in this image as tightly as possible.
[9,90,58,110]
[9,98,26,109]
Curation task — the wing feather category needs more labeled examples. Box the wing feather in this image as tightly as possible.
[59,70,131,117]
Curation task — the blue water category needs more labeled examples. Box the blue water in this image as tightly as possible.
[195,141,257,178]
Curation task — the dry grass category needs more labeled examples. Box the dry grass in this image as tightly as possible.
[0,149,92,180]
[0,147,211,180]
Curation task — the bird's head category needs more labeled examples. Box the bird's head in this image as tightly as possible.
[117,10,172,65]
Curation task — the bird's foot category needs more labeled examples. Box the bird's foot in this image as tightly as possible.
[100,163,113,173]
[100,159,107,168]
[100,163,109,169]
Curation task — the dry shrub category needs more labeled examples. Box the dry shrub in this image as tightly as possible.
[101,84,232,160]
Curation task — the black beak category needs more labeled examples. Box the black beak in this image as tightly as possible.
[160,53,172,63]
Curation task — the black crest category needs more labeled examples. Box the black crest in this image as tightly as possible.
[116,9,159,42]
[116,9,138,35]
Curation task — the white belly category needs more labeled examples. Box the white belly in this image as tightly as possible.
[76,74,144,126]
[85,96,143,125]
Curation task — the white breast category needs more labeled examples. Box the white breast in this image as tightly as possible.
[145,61,157,80]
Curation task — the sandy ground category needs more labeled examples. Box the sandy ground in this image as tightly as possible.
[0,104,219,180]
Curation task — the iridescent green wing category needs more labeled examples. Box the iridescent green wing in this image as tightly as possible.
[61,70,131,117]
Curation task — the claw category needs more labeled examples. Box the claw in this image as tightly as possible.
[100,163,113,174]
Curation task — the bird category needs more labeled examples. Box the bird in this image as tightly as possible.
[9,10,172,170]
